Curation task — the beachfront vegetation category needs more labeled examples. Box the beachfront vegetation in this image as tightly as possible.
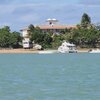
[27,13,100,49]
[0,13,100,49]
[0,26,22,48]
[66,13,100,48]
[29,26,52,48]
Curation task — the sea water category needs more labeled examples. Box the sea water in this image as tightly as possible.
[0,53,100,100]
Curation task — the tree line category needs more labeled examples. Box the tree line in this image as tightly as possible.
[0,13,100,49]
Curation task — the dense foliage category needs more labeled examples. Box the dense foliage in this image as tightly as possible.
[0,26,22,48]
[29,26,52,48]
[68,13,100,48]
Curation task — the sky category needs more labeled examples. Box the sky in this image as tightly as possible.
[0,0,100,31]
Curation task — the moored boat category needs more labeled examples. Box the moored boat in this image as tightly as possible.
[58,41,77,53]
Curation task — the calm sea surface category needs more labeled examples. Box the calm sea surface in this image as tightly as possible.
[0,53,100,100]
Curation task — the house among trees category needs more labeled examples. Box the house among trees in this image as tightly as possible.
[21,19,76,48]
[21,19,76,35]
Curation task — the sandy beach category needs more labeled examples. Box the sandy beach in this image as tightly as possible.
[0,49,38,53]
[77,48,90,53]
[0,49,58,54]
[0,48,90,53]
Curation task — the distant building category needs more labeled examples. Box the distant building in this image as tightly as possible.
[38,18,76,34]
[39,25,76,34]
[21,19,76,48]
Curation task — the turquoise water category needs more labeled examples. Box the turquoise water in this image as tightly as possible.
[0,53,100,100]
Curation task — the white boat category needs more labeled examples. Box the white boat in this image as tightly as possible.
[58,41,77,53]
[89,49,100,53]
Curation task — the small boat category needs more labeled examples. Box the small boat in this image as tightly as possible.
[89,49,100,53]
[58,41,77,53]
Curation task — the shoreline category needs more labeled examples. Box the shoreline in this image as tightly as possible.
[0,49,38,54]
[0,48,90,53]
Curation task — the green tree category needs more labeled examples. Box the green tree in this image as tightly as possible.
[0,27,11,47]
[0,26,22,48]
[28,24,34,31]
[52,35,64,49]
[9,32,22,48]
[42,33,52,48]
[81,13,91,28]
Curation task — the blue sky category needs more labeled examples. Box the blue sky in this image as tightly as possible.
[0,0,100,31]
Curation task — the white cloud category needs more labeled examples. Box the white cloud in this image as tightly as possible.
[0,2,100,31]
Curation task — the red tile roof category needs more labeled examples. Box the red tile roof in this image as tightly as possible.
[38,25,76,29]
[21,25,77,31]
